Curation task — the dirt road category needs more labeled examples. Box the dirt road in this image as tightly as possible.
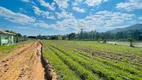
[0,41,55,80]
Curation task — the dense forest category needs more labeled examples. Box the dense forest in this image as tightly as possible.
[66,29,142,41]
[30,29,142,41]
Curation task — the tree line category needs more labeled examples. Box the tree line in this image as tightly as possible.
[66,29,142,41]
[30,29,142,42]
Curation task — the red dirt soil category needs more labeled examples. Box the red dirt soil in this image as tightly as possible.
[0,41,56,80]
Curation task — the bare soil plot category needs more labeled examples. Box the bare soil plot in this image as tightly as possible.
[0,41,56,80]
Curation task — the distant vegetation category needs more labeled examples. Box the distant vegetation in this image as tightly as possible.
[32,24,142,42]
[65,24,142,41]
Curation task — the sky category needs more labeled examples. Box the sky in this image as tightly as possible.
[0,0,142,36]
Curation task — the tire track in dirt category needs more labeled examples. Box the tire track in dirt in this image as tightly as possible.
[0,41,56,80]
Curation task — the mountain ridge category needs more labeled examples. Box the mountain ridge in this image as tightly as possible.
[109,24,142,33]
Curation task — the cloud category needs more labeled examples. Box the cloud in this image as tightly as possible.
[33,6,44,16]
[19,8,27,13]
[16,26,30,29]
[55,19,77,30]
[34,21,66,30]
[34,22,50,28]
[39,10,135,32]
[72,7,85,13]
[21,0,30,2]
[94,10,135,27]
[72,0,83,6]
[47,15,56,20]
[32,6,55,19]
[0,6,35,24]
[103,0,108,2]
[31,1,37,6]
[80,11,135,31]
[85,0,108,6]
[116,0,142,11]
[138,16,142,20]
[39,0,56,11]
[55,10,74,19]
[34,17,94,31]
[1,0,139,33]
[54,0,69,9]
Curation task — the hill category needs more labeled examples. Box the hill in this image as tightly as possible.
[109,24,142,33]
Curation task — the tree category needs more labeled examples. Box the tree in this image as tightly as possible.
[68,33,76,40]
[49,36,58,40]
[79,29,84,40]
[23,35,28,41]
[98,38,101,42]
[128,38,134,47]
[62,35,67,40]
[103,39,107,43]
[37,34,42,40]
[16,33,22,37]
[57,35,62,40]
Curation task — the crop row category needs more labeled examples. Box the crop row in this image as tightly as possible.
[43,46,80,80]
[49,41,142,73]
[48,46,99,80]
[42,40,142,80]
[73,49,142,77]
[49,44,142,80]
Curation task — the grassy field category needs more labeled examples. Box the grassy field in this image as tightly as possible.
[0,44,19,60]
[42,40,142,80]
[0,41,32,60]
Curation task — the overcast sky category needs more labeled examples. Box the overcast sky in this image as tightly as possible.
[0,0,142,36]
